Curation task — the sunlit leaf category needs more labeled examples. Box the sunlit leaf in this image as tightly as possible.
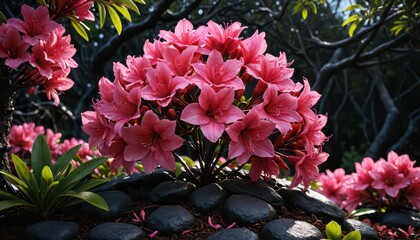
[114,0,140,14]
[97,3,107,28]
[292,2,303,15]
[349,21,358,37]
[343,230,361,240]
[113,4,132,22]
[343,4,362,12]
[71,20,89,41]
[106,5,123,34]
[342,14,360,27]
[308,2,317,14]
[60,191,109,211]
[133,0,146,4]
[302,8,308,20]
[326,220,342,240]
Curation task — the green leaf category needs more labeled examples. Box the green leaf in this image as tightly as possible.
[342,14,360,27]
[0,11,6,24]
[326,220,342,240]
[58,157,107,194]
[71,20,89,41]
[52,144,80,177]
[60,191,109,211]
[348,22,358,37]
[343,230,361,240]
[343,4,362,12]
[0,190,25,201]
[113,4,132,22]
[292,2,303,15]
[301,8,308,20]
[114,0,140,14]
[133,0,146,4]
[0,200,33,211]
[11,154,38,191]
[175,162,183,177]
[97,3,107,28]
[31,135,52,184]
[106,5,123,34]
[42,166,53,183]
[0,171,29,191]
[72,179,108,192]
[308,2,317,14]
[36,0,47,6]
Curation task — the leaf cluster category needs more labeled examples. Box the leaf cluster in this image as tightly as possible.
[325,220,361,240]
[0,135,109,218]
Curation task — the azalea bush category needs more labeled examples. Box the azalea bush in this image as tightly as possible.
[82,19,329,187]
[318,151,420,213]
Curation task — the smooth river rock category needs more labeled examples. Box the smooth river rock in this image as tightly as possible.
[189,183,226,212]
[148,181,196,204]
[147,205,195,236]
[259,218,323,240]
[20,221,79,240]
[88,222,145,240]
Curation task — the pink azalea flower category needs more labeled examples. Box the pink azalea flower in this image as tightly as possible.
[342,188,369,213]
[239,30,267,66]
[162,46,198,76]
[51,0,95,21]
[300,114,328,155]
[248,155,288,181]
[406,179,420,209]
[296,79,321,121]
[42,69,74,106]
[370,161,411,198]
[82,107,116,148]
[159,18,207,50]
[387,151,416,177]
[203,20,245,55]
[142,63,189,107]
[181,84,244,142]
[99,82,142,134]
[100,137,137,174]
[98,77,115,103]
[288,152,329,190]
[191,49,244,91]
[121,111,184,172]
[8,5,60,45]
[9,123,45,153]
[143,40,166,65]
[119,56,150,90]
[353,157,376,190]
[0,26,30,69]
[45,128,62,159]
[254,86,302,134]
[60,138,98,162]
[30,26,78,78]
[318,168,349,204]
[226,110,275,165]
[247,53,295,92]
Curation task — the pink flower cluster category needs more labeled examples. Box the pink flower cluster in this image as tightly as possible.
[318,151,420,213]
[9,123,99,163]
[0,5,79,105]
[82,19,329,188]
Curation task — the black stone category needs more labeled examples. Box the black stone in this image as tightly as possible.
[381,211,420,228]
[147,205,195,236]
[208,228,259,240]
[148,181,195,204]
[220,179,284,205]
[189,183,226,212]
[20,221,79,240]
[88,222,145,240]
[259,218,323,240]
[342,219,380,240]
[278,187,345,223]
[222,194,277,226]
[80,190,133,220]
[94,169,175,192]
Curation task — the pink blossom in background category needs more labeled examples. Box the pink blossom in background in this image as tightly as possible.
[60,138,99,161]
[141,62,189,107]
[342,188,369,213]
[406,180,420,209]
[9,123,45,153]
[181,84,244,142]
[353,157,376,190]
[387,151,416,177]
[226,110,275,165]
[0,26,30,69]
[51,0,94,21]
[370,161,410,198]
[191,50,244,91]
[45,128,62,159]
[8,5,60,45]
[254,86,301,134]
[121,111,184,172]
[289,152,329,190]
[318,168,349,205]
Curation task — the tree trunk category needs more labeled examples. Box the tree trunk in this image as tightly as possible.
[0,77,15,192]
